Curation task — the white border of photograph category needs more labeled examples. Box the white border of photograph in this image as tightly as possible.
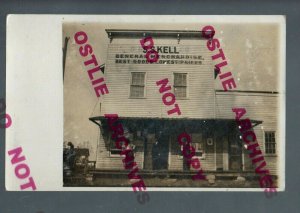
[6,15,285,191]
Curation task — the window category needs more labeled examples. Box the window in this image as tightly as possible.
[109,136,122,156]
[174,73,187,98]
[192,134,205,158]
[130,72,145,98]
[109,130,135,157]
[265,131,276,154]
[178,134,205,159]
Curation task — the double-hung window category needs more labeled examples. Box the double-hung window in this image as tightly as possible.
[174,73,187,98]
[130,72,145,98]
[265,131,276,154]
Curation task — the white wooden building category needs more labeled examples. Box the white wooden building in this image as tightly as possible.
[89,29,279,179]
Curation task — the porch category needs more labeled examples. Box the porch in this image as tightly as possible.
[89,116,262,173]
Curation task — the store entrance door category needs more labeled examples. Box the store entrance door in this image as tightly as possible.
[228,134,243,171]
[152,134,169,170]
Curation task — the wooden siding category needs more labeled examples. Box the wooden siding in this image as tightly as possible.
[95,133,144,170]
[199,137,216,171]
[222,137,229,170]
[100,38,215,119]
[168,134,216,171]
[94,36,281,176]
[215,92,280,175]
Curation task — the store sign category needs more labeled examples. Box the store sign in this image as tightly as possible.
[115,45,204,64]
[115,52,204,65]
[142,46,179,54]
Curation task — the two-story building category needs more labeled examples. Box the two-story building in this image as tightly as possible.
[89,29,280,186]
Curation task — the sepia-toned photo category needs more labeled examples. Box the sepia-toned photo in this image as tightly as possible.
[62,18,285,190]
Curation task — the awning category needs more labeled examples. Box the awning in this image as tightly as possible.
[89,116,262,136]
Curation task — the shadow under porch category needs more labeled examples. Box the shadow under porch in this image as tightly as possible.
[89,116,263,173]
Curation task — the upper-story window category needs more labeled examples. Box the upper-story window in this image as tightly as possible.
[130,72,145,98]
[174,73,187,98]
[265,131,276,154]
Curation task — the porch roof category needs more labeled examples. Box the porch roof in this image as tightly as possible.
[89,116,262,128]
[89,116,263,150]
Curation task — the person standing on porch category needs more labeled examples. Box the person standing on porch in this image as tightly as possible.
[152,139,161,170]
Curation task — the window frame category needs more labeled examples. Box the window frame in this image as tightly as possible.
[108,135,123,158]
[191,134,206,159]
[177,133,206,160]
[264,131,277,156]
[173,72,188,99]
[108,132,136,158]
[129,72,146,99]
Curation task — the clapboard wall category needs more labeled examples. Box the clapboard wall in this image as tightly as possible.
[94,32,281,176]
[168,134,216,171]
[95,132,144,170]
[215,92,280,175]
[96,33,217,170]
[100,37,215,119]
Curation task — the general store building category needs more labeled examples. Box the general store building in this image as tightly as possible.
[89,29,279,180]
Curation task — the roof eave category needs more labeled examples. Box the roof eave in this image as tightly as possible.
[105,29,205,39]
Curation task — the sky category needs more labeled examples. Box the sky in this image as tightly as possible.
[63,22,282,160]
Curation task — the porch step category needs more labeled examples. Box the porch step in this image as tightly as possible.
[89,169,273,180]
